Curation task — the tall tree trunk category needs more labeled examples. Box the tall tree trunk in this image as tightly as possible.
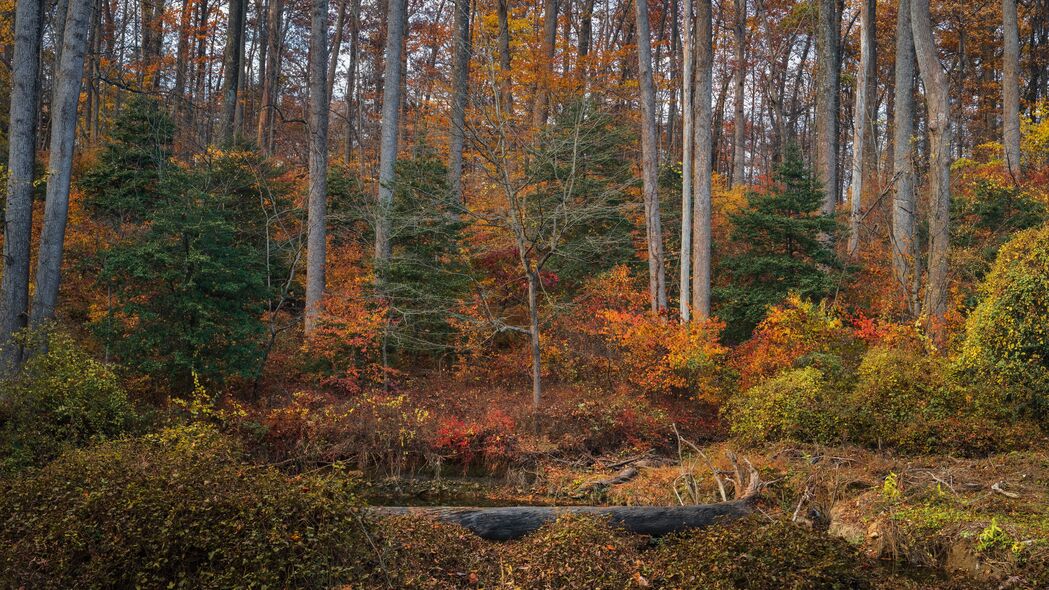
[691,0,712,318]
[0,0,44,370]
[375,0,407,262]
[305,0,330,335]
[221,0,247,141]
[636,0,668,312]
[343,0,361,163]
[848,0,875,254]
[1002,0,1021,178]
[891,0,918,316]
[815,0,840,216]
[448,0,470,206]
[730,0,745,186]
[532,0,557,127]
[173,0,195,120]
[911,0,952,336]
[30,0,96,327]
[327,0,349,98]
[679,0,694,321]
[527,268,542,407]
[140,0,165,87]
[256,0,282,154]
[498,0,513,112]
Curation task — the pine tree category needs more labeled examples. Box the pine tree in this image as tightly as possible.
[715,146,838,342]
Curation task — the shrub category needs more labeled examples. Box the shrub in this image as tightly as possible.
[646,519,875,589]
[432,408,518,473]
[0,425,375,589]
[546,389,674,454]
[376,515,497,588]
[0,330,138,472]
[723,367,838,445]
[954,224,1049,425]
[501,514,645,589]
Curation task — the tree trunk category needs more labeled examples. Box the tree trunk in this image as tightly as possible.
[1002,0,1021,178]
[30,0,96,327]
[0,0,44,370]
[911,0,952,336]
[691,0,712,318]
[327,0,349,99]
[173,0,195,122]
[256,0,283,154]
[343,0,361,163]
[527,268,542,407]
[730,0,745,187]
[304,0,330,335]
[221,0,247,141]
[140,0,165,87]
[532,0,557,128]
[636,0,668,313]
[891,0,919,317]
[815,0,840,216]
[498,0,513,112]
[848,0,875,254]
[375,0,407,262]
[448,0,470,206]
[679,0,694,321]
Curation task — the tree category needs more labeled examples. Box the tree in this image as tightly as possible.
[375,0,408,263]
[731,0,746,187]
[448,0,471,205]
[911,0,952,334]
[891,0,919,316]
[679,0,695,321]
[256,0,284,155]
[31,0,96,327]
[532,0,558,128]
[847,0,876,255]
[305,0,331,335]
[635,0,668,312]
[220,0,248,141]
[0,0,43,371]
[815,0,841,216]
[715,146,838,343]
[1002,0,1022,178]
[691,0,713,318]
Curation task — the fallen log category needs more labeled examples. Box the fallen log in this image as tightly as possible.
[374,498,757,541]
[576,465,640,495]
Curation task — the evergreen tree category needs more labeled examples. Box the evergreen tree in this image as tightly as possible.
[715,146,838,343]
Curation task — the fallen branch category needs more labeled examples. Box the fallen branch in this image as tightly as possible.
[991,481,1020,499]
[577,466,640,494]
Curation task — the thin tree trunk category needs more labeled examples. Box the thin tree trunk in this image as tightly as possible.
[911,0,952,336]
[731,0,745,186]
[679,0,694,321]
[636,0,668,312]
[221,0,247,141]
[30,0,96,327]
[343,0,361,163]
[327,0,349,98]
[256,0,282,154]
[691,0,712,318]
[448,0,470,206]
[0,0,44,370]
[527,268,542,407]
[532,0,557,128]
[891,0,918,316]
[304,0,330,335]
[498,0,513,112]
[173,0,194,120]
[815,0,840,216]
[375,0,407,262]
[1002,0,1021,178]
[848,0,875,254]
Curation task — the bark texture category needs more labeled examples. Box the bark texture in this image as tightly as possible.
[304,0,330,335]
[891,0,919,316]
[1002,0,1022,178]
[375,0,407,262]
[848,0,876,254]
[691,0,713,318]
[679,0,694,321]
[636,0,668,312]
[815,0,840,216]
[448,0,471,205]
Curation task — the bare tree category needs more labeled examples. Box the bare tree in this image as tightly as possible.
[815,0,841,216]
[636,0,668,312]
[31,0,96,326]
[375,0,407,262]
[448,0,471,205]
[304,0,330,335]
[731,0,746,187]
[1002,0,1022,178]
[848,0,876,254]
[680,0,694,321]
[0,0,44,369]
[891,0,919,316]
[692,0,712,317]
[911,0,952,334]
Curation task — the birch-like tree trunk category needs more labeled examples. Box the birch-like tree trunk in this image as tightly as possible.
[911,0,952,334]
[375,0,407,262]
[848,0,875,254]
[691,0,712,318]
[304,0,330,335]
[679,0,694,321]
[221,0,247,141]
[815,0,840,216]
[731,0,745,187]
[891,0,919,316]
[0,0,44,369]
[30,0,96,326]
[636,0,668,312]
[448,0,470,205]
[1002,0,1022,178]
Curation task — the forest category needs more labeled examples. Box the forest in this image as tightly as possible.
[0,0,1047,584]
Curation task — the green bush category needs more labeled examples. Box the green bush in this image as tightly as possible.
[0,331,138,472]
[646,519,875,589]
[376,515,497,588]
[723,367,838,445]
[0,425,375,589]
[954,223,1049,425]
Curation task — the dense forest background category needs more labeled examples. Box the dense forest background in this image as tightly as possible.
[0,0,1048,585]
